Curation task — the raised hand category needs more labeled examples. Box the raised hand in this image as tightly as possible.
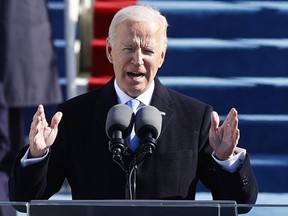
[29,105,63,158]
[209,108,240,161]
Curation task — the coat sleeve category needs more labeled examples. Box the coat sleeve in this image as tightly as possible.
[9,146,52,203]
[199,140,258,214]
[197,105,258,214]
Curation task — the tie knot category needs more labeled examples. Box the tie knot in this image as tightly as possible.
[127,99,140,113]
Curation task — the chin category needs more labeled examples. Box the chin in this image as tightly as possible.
[127,87,144,98]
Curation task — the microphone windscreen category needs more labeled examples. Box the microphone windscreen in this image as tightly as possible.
[106,104,134,138]
[135,106,162,139]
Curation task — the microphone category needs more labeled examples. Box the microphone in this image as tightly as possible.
[126,105,162,200]
[134,106,162,162]
[106,104,134,175]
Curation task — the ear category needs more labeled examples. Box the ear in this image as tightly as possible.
[158,48,166,68]
[106,39,113,63]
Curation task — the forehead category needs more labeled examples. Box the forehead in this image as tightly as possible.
[116,20,162,44]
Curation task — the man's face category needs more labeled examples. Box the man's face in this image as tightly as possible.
[106,20,166,97]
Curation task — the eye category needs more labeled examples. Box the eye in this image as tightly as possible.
[123,47,134,52]
[143,49,154,55]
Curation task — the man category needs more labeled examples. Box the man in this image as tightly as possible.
[0,83,16,216]
[9,5,258,214]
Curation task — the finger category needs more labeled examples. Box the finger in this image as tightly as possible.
[39,105,49,128]
[50,112,63,129]
[222,108,237,128]
[29,116,44,145]
[32,105,43,121]
[32,104,48,129]
[231,114,239,131]
[37,116,46,131]
[30,115,43,134]
[227,108,238,122]
[31,105,42,128]
[236,129,240,142]
[29,123,38,144]
[210,111,220,131]
[234,128,240,139]
[228,108,239,131]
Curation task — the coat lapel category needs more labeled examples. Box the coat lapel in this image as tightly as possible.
[92,78,118,132]
[150,78,175,138]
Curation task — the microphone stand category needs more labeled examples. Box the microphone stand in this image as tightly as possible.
[109,132,157,200]
[128,134,157,200]
[128,157,138,200]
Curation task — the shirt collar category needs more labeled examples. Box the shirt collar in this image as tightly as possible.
[114,79,155,106]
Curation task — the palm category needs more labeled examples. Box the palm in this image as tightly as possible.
[209,108,239,160]
[29,105,62,157]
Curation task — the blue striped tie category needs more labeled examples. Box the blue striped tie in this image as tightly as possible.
[127,99,140,151]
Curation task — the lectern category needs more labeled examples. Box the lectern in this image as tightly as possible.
[29,200,237,216]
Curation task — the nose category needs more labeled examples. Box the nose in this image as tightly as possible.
[131,50,144,66]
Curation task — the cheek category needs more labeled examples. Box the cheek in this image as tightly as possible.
[147,59,161,74]
[114,54,131,68]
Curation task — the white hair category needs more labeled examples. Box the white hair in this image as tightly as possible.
[108,4,168,48]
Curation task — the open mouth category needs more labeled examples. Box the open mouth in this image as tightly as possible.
[127,72,145,78]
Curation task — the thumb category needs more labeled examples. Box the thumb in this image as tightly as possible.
[210,111,220,131]
[50,112,63,129]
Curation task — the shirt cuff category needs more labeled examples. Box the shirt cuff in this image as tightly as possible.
[20,148,49,167]
[212,147,246,173]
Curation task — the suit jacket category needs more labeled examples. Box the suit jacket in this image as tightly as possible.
[9,77,258,213]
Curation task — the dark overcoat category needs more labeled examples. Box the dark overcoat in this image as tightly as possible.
[9,78,258,214]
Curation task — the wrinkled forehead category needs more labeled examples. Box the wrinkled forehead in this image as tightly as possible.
[120,18,161,35]
[116,20,163,47]
[124,20,160,35]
